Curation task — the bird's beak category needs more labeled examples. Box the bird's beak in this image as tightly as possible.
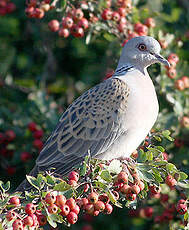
[154,53,170,67]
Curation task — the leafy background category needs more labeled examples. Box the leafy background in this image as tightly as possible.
[0,0,189,229]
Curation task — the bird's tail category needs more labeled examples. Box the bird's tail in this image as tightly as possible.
[15,165,39,192]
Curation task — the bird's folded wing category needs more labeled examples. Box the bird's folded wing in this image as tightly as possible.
[36,78,130,174]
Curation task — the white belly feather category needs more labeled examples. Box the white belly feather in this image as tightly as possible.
[98,68,159,160]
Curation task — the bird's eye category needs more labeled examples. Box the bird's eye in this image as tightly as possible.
[138,44,147,51]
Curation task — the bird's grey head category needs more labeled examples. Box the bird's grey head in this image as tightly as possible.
[118,36,170,70]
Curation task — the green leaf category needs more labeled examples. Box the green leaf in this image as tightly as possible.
[47,216,57,228]
[138,170,154,183]
[152,168,163,183]
[100,170,112,183]
[53,181,71,192]
[177,182,189,189]
[138,149,147,162]
[106,190,122,208]
[178,172,188,181]
[80,155,89,176]
[46,175,56,186]
[146,151,153,161]
[184,211,189,221]
[95,181,109,191]
[166,163,177,172]
[26,175,40,190]
[154,135,162,142]
[60,0,67,9]
[37,174,47,186]
[1,181,10,192]
[162,130,174,141]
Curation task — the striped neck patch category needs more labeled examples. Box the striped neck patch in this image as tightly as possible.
[113,64,134,77]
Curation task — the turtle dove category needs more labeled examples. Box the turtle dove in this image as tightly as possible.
[16,36,169,191]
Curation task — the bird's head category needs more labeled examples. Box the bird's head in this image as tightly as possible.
[118,36,170,70]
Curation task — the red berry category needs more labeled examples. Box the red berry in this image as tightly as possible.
[33,129,43,139]
[131,184,140,194]
[73,8,84,20]
[68,179,77,186]
[181,116,189,128]
[23,216,34,227]
[144,17,156,28]
[138,181,145,191]
[176,203,187,215]
[28,0,37,7]
[29,214,39,227]
[84,183,90,192]
[48,204,58,214]
[168,53,179,63]
[165,59,176,69]
[94,201,105,212]
[6,2,16,13]
[165,175,177,187]
[45,192,56,204]
[58,28,70,38]
[33,139,43,150]
[78,18,89,30]
[37,214,47,226]
[144,207,153,218]
[104,203,113,214]
[71,25,84,38]
[175,79,185,90]
[117,171,128,183]
[181,76,189,88]
[178,199,186,204]
[62,16,73,28]
[60,204,70,216]
[21,152,31,162]
[48,20,60,32]
[28,122,37,132]
[126,191,137,201]
[161,194,169,202]
[77,197,89,208]
[120,184,130,194]
[82,224,93,230]
[166,68,177,79]
[40,3,50,12]
[88,192,98,204]
[5,130,16,142]
[112,190,119,200]
[55,194,66,207]
[112,11,120,22]
[85,203,95,215]
[9,196,20,206]
[68,171,79,182]
[6,210,17,221]
[118,7,126,16]
[66,198,76,210]
[67,211,78,224]
[72,204,80,215]
[99,194,110,204]
[12,219,23,229]
[34,8,44,19]
[134,22,148,36]
[149,185,161,195]
[159,39,168,49]
[101,8,112,20]
[104,69,114,80]
[25,203,36,215]
[174,138,184,147]
[7,166,16,175]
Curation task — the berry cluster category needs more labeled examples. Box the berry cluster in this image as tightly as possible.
[0,0,16,16]
[166,53,179,79]
[175,75,189,91]
[0,122,44,176]
[28,122,44,151]
[48,8,89,38]
[25,0,52,19]
[1,148,189,230]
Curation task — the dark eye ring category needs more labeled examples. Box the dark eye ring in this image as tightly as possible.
[138,44,147,51]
